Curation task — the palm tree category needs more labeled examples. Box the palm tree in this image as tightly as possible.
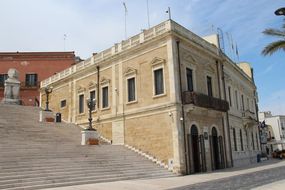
[262,20,285,56]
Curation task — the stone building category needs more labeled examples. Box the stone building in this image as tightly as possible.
[40,20,260,174]
[0,52,76,106]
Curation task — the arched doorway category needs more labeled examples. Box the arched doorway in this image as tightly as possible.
[211,127,220,170]
[191,125,200,173]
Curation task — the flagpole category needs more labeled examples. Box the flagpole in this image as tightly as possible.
[146,0,150,28]
[63,34,67,51]
[123,2,128,39]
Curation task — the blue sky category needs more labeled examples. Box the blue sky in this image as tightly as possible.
[0,0,284,115]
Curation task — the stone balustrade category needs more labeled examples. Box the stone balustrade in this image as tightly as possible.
[41,20,219,88]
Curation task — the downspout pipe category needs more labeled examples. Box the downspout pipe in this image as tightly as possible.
[216,60,227,169]
[176,40,188,174]
[96,66,100,109]
[221,63,234,167]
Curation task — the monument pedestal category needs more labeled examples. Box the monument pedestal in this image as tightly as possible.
[39,110,55,122]
[81,130,99,145]
[1,68,21,105]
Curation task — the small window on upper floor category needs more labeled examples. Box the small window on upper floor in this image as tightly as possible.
[228,86,232,107]
[241,94,245,111]
[0,74,8,87]
[206,76,213,97]
[235,90,239,110]
[186,68,193,92]
[102,86,109,108]
[26,73,38,87]
[127,77,136,102]
[90,90,96,111]
[154,68,164,96]
[60,100,67,108]
[79,94,84,114]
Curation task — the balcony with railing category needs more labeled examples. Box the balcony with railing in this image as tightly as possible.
[183,91,229,112]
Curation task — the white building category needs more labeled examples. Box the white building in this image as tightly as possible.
[259,111,285,152]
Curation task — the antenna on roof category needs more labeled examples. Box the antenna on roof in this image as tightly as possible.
[146,0,150,28]
[123,2,128,39]
[63,34,67,51]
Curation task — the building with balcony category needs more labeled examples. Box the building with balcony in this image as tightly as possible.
[259,111,285,152]
[40,20,260,174]
[0,52,77,106]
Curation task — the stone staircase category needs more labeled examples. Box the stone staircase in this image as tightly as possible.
[0,104,175,190]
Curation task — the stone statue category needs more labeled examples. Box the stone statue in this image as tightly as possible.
[2,68,21,104]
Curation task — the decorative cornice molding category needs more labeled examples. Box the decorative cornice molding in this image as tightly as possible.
[124,67,137,76]
[100,77,110,85]
[150,57,166,67]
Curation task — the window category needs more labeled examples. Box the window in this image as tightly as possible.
[228,86,232,107]
[102,86,109,108]
[256,133,259,150]
[0,74,8,87]
[154,68,164,95]
[90,90,96,111]
[127,77,136,102]
[207,76,213,97]
[79,94,84,114]
[252,132,255,150]
[240,129,244,151]
[26,74,38,87]
[235,90,239,110]
[247,98,249,111]
[186,68,193,92]
[60,100,66,108]
[241,94,245,111]
[233,128,237,151]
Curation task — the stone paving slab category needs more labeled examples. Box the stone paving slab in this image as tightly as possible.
[43,159,285,190]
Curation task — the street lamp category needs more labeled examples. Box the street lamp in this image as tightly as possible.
[44,86,53,111]
[86,98,96,131]
[275,7,285,16]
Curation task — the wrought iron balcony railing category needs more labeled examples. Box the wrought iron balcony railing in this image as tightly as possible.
[183,91,229,112]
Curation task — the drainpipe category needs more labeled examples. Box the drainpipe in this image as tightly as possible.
[221,63,233,167]
[216,60,227,168]
[176,40,188,174]
[96,66,100,109]
[251,68,262,152]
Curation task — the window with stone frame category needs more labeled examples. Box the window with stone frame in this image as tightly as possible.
[207,76,213,97]
[240,129,244,151]
[90,90,96,111]
[233,128,237,151]
[102,86,109,108]
[127,77,136,102]
[154,68,164,95]
[186,68,194,92]
[79,94,84,114]
[228,86,232,107]
[0,74,8,87]
[60,100,66,108]
[241,94,245,111]
[252,132,255,150]
[235,90,239,110]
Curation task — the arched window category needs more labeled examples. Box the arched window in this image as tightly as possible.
[233,128,237,151]
[240,129,244,151]
[191,125,198,135]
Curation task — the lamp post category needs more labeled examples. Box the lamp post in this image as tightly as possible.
[44,86,53,111]
[86,98,96,131]
[275,7,285,16]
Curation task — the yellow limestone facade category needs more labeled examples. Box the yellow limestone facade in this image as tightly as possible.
[40,20,260,174]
